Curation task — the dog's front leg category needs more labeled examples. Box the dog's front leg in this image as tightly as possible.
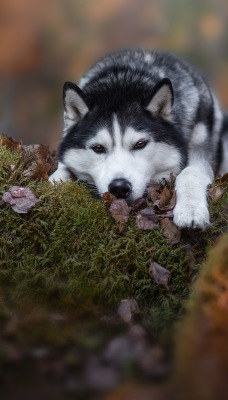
[49,162,71,183]
[173,159,214,230]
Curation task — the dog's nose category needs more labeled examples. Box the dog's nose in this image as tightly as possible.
[108,179,132,198]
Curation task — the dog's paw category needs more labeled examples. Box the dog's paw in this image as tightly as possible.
[173,202,210,230]
[48,163,70,184]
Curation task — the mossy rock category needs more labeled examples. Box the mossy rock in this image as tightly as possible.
[0,144,227,334]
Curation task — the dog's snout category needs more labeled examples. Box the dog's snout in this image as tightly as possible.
[108,179,132,198]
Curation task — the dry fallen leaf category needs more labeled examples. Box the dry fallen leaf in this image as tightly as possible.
[160,217,181,245]
[0,135,22,151]
[149,261,170,289]
[208,185,225,203]
[154,189,176,211]
[2,186,39,214]
[147,183,161,202]
[158,210,174,218]
[136,208,159,231]
[157,187,172,209]
[23,159,51,180]
[168,172,176,188]
[118,298,139,324]
[102,192,117,205]
[109,199,130,232]
[130,197,147,213]
[1,135,57,180]
[220,173,228,184]
[22,144,56,180]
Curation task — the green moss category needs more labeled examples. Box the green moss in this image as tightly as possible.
[0,145,227,334]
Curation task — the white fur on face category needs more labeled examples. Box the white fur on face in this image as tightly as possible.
[62,116,182,199]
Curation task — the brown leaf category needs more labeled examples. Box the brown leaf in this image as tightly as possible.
[117,298,139,324]
[109,199,130,232]
[147,183,160,202]
[158,187,172,208]
[153,188,176,211]
[2,186,39,214]
[130,197,147,213]
[0,135,22,151]
[22,143,49,158]
[149,261,170,289]
[220,173,228,183]
[22,144,56,179]
[208,185,225,203]
[159,210,174,218]
[160,217,181,245]
[23,159,50,180]
[102,192,117,205]
[166,191,176,210]
[168,172,176,189]
[136,208,159,231]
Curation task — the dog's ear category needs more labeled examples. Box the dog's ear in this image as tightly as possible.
[63,82,89,131]
[146,78,174,120]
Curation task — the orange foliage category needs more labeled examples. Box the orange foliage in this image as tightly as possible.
[175,234,228,400]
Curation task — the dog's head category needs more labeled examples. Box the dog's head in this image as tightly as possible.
[58,79,185,200]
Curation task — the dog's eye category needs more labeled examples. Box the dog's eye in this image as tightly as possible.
[133,140,148,150]
[91,144,106,154]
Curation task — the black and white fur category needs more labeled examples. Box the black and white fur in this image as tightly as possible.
[49,49,228,229]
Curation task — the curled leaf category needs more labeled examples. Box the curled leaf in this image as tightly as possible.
[136,208,159,231]
[0,135,22,151]
[157,187,172,209]
[2,186,39,214]
[22,144,56,180]
[154,189,176,211]
[130,197,147,213]
[149,261,170,289]
[118,298,139,324]
[220,173,228,183]
[208,185,225,203]
[168,172,176,189]
[102,192,117,205]
[159,210,174,218]
[147,183,160,202]
[160,217,181,245]
[109,199,130,233]
[23,159,51,180]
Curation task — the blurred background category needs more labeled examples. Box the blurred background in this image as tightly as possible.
[0,0,228,149]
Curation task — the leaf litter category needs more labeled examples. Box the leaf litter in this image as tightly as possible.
[149,261,170,289]
[2,186,39,214]
[136,208,159,230]
[160,217,181,245]
[109,199,130,233]
[0,134,56,181]
[103,174,180,248]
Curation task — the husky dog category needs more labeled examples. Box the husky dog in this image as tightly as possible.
[49,49,228,229]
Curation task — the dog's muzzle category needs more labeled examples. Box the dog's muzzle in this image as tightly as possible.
[108,178,132,199]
